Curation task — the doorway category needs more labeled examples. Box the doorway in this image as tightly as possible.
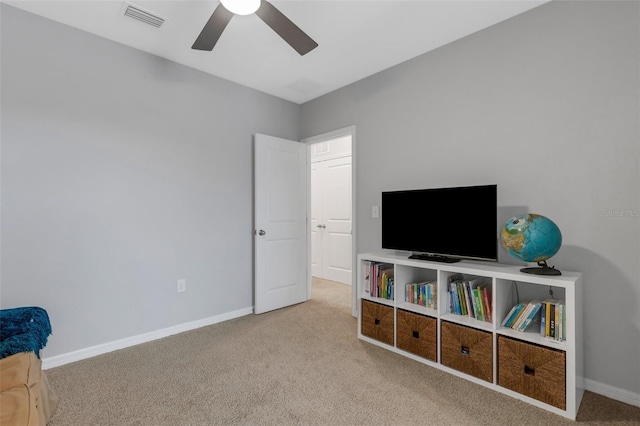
[303,127,356,317]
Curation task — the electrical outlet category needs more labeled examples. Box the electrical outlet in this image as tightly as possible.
[177,279,186,293]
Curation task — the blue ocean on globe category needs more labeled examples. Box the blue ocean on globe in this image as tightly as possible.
[500,214,562,263]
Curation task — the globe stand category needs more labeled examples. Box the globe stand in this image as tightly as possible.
[520,261,562,276]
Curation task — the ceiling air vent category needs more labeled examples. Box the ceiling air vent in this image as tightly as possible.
[121,2,165,28]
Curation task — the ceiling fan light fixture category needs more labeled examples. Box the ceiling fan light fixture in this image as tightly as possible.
[192,0,318,55]
[220,0,260,16]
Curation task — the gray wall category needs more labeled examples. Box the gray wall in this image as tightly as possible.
[1,5,299,357]
[301,1,640,395]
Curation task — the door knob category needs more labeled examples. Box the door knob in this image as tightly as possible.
[257,229,266,236]
[317,224,326,229]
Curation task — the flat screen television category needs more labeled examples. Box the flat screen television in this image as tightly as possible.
[381,184,498,263]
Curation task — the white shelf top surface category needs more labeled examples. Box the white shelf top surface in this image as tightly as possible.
[359,251,582,286]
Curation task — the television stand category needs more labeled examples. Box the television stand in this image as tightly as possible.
[357,251,583,419]
[408,253,460,263]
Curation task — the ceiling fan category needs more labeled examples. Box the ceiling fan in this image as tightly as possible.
[192,0,318,56]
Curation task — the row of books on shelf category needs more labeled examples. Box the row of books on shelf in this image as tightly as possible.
[447,274,492,323]
[501,299,566,341]
[362,261,394,300]
[405,281,437,309]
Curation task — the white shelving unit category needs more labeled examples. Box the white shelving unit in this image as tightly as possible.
[357,251,583,420]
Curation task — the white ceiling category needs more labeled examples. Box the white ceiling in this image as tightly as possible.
[4,0,550,104]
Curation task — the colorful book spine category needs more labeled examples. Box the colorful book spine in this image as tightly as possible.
[462,281,474,318]
[363,261,371,294]
[553,304,562,340]
[538,299,565,341]
[517,301,541,331]
[545,302,551,337]
[550,302,556,339]
[404,281,436,308]
[501,304,519,327]
[458,281,465,315]
[504,303,525,328]
[560,305,567,341]
[473,287,485,322]
[481,287,492,323]
[367,263,394,300]
[450,282,461,314]
[511,302,532,330]
[429,283,436,309]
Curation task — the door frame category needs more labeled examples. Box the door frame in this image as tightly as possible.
[302,126,357,317]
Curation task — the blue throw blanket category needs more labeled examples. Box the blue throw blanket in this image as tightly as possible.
[0,307,52,359]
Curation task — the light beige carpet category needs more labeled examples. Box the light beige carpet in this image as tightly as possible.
[45,278,639,425]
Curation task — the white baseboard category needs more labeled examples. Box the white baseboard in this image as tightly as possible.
[42,306,253,370]
[584,378,640,408]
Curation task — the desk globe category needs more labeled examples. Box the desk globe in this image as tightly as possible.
[500,213,562,276]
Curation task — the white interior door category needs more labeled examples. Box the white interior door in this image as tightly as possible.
[310,162,323,278]
[254,134,308,314]
[320,156,352,284]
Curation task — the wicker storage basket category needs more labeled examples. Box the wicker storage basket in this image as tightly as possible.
[396,309,437,361]
[498,336,566,409]
[441,321,493,382]
[361,300,394,346]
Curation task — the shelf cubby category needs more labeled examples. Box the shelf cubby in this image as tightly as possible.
[396,264,438,317]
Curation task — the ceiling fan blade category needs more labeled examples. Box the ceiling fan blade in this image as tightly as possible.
[255,1,318,56]
[192,4,234,51]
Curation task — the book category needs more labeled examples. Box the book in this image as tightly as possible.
[370,262,376,296]
[447,274,463,314]
[462,283,469,315]
[363,261,371,293]
[473,287,485,322]
[369,263,394,299]
[512,302,534,330]
[405,281,436,308]
[468,277,492,322]
[462,281,474,318]
[381,270,388,298]
[384,265,394,300]
[553,303,562,340]
[481,286,492,323]
[510,302,526,330]
[426,282,436,309]
[557,303,563,341]
[501,304,520,327]
[517,301,542,331]
[542,299,563,339]
[449,281,461,314]
[503,303,525,328]
[561,304,566,341]
[545,301,551,336]
[457,280,468,316]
